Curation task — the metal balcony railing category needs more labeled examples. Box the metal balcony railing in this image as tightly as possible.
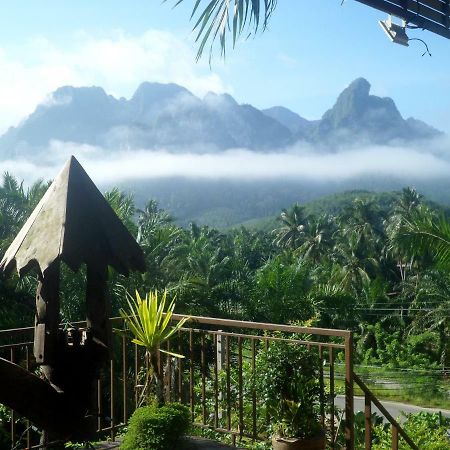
[0,316,418,449]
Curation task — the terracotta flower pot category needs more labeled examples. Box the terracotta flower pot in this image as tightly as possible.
[271,433,326,450]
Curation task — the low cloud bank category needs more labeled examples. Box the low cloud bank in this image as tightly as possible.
[2,138,450,187]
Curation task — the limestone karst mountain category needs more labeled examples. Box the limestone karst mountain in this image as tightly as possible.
[0,78,441,158]
[309,78,439,146]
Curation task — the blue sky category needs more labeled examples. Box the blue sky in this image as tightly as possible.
[0,0,449,133]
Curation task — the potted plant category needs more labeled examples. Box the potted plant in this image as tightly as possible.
[256,340,325,450]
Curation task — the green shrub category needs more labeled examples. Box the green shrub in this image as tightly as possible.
[120,403,190,450]
[373,412,450,450]
[255,340,322,439]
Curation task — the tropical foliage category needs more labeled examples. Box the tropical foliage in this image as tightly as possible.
[0,173,448,405]
[373,412,450,450]
[120,403,190,450]
[255,341,322,439]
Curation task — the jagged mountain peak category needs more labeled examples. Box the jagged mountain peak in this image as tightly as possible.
[52,84,107,97]
[314,77,410,144]
[203,92,238,108]
[0,78,442,159]
[131,82,192,103]
[345,77,371,97]
[323,78,401,125]
[51,85,112,104]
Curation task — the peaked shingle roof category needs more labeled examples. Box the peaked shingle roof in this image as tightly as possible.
[0,156,145,277]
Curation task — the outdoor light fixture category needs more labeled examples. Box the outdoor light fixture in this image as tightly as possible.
[379,15,409,46]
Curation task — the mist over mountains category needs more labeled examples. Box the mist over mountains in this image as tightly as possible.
[0,77,441,157]
[0,77,448,227]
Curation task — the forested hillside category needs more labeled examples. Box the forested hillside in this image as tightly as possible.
[1,175,448,397]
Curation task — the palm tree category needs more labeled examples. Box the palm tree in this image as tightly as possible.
[394,207,450,269]
[338,198,383,253]
[232,227,273,270]
[167,225,232,315]
[273,203,307,250]
[137,200,174,240]
[295,214,335,263]
[385,187,423,281]
[0,173,49,251]
[394,187,423,217]
[331,234,379,294]
[402,270,450,367]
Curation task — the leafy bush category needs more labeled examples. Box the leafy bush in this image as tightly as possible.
[373,412,450,450]
[356,323,441,369]
[255,340,322,439]
[0,405,11,450]
[120,403,190,450]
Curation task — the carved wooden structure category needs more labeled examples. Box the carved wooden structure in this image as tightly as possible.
[0,156,145,440]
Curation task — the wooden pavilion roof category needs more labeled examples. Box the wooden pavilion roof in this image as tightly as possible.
[0,156,145,277]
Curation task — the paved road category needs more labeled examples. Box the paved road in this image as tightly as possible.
[336,395,450,422]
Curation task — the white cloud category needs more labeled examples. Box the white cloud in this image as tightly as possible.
[0,30,230,133]
[5,140,450,188]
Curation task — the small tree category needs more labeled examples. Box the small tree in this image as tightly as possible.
[119,290,189,406]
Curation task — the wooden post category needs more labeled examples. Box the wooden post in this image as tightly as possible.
[86,264,111,436]
[345,333,354,450]
[86,265,111,351]
[365,393,372,449]
[217,331,225,421]
[329,347,335,448]
[392,425,399,450]
[34,262,60,367]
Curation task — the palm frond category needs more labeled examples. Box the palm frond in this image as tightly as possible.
[395,210,450,268]
[170,0,277,60]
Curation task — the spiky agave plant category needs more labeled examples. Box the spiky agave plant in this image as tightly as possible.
[119,290,189,406]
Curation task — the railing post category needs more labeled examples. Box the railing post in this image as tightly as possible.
[364,393,372,449]
[217,330,225,421]
[122,333,128,423]
[329,347,335,448]
[392,425,399,450]
[10,348,16,449]
[238,337,244,440]
[201,334,207,425]
[345,332,354,450]
[189,329,194,421]
[110,358,115,441]
[319,345,325,428]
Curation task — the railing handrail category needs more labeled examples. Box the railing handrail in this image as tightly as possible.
[1,316,361,450]
[353,372,419,450]
[0,326,34,337]
[171,313,352,338]
[1,315,351,339]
